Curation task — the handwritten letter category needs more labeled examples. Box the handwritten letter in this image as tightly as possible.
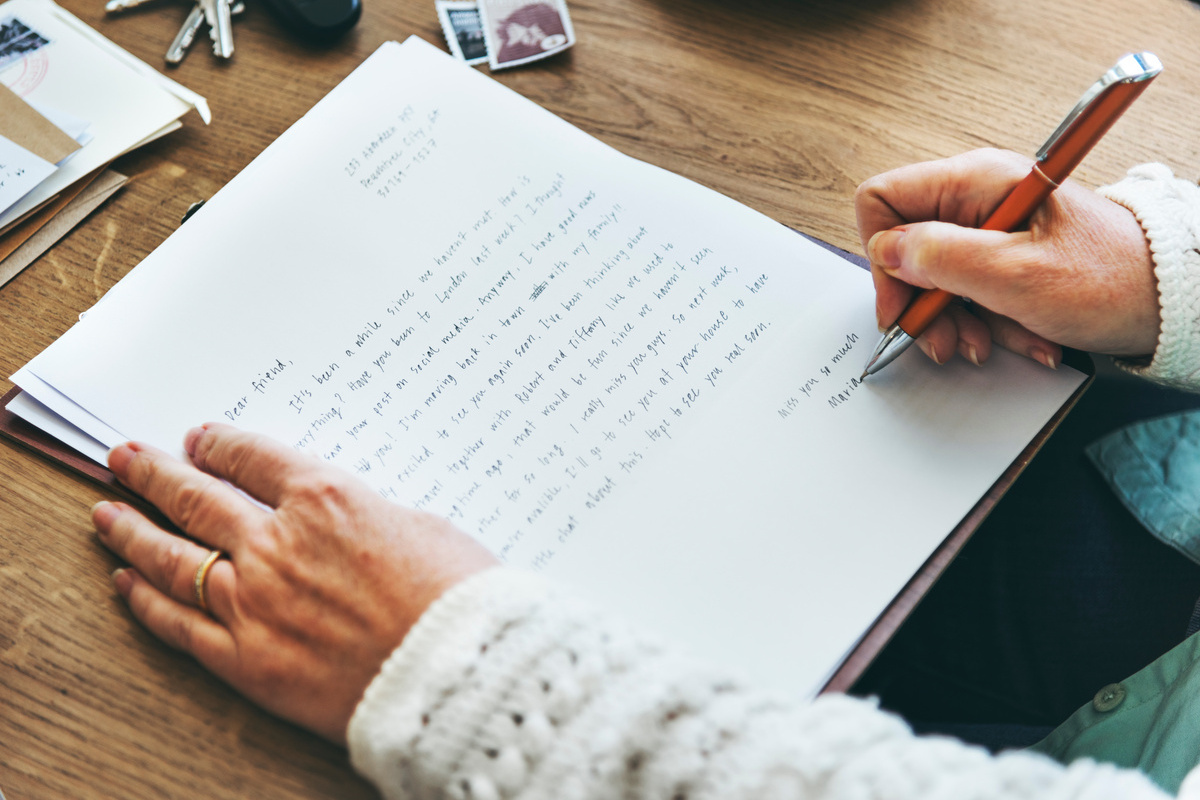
[15,39,1087,697]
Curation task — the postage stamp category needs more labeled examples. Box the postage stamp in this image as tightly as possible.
[0,16,50,74]
[435,1,488,66]
[476,0,575,70]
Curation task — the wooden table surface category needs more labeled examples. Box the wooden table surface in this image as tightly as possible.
[2,0,1199,796]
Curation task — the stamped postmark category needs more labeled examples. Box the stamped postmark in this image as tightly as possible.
[0,16,51,96]
[436,1,488,66]
[476,0,574,70]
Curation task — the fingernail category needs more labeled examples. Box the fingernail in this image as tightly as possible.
[107,443,139,475]
[184,426,206,457]
[111,567,133,596]
[91,500,119,531]
[868,230,905,270]
[1031,348,1058,370]
[925,342,942,365]
[967,344,981,367]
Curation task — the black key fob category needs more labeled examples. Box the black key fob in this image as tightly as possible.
[262,0,361,40]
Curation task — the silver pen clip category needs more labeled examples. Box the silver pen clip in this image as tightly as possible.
[1035,52,1163,161]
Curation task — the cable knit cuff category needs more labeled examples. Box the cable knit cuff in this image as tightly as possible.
[346,567,549,797]
[345,567,1174,800]
[343,566,933,800]
[343,567,919,800]
[1098,164,1200,389]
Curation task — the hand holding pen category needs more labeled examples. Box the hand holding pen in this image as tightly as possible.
[859,53,1162,378]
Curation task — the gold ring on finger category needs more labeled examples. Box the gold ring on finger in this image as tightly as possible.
[193,549,225,613]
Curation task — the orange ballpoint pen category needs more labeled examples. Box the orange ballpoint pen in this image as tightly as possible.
[860,52,1163,379]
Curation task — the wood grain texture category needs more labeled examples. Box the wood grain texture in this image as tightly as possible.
[2,0,1199,796]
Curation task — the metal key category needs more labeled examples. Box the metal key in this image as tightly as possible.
[198,0,234,59]
[166,0,243,64]
[164,3,204,63]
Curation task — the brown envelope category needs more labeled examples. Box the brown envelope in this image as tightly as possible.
[0,168,127,289]
[0,82,81,165]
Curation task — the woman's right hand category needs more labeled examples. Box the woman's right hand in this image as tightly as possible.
[855,148,1161,368]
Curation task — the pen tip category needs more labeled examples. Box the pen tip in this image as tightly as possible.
[859,370,869,382]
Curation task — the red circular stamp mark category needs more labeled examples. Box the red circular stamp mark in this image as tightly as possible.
[4,50,50,96]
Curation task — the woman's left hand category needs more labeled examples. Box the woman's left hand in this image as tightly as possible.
[93,422,497,744]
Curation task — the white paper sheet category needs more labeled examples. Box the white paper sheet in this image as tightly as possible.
[9,369,127,445]
[0,131,55,213]
[29,99,92,150]
[6,390,108,462]
[12,38,1086,697]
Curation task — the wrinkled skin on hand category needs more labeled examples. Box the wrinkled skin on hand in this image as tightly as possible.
[856,148,1160,368]
[93,422,496,743]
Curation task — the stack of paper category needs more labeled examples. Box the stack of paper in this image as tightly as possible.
[0,0,208,286]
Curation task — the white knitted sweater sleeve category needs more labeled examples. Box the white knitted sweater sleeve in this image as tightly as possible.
[1099,164,1200,388]
[347,568,1171,800]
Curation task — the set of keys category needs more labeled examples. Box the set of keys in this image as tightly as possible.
[106,0,361,63]
[105,0,238,63]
